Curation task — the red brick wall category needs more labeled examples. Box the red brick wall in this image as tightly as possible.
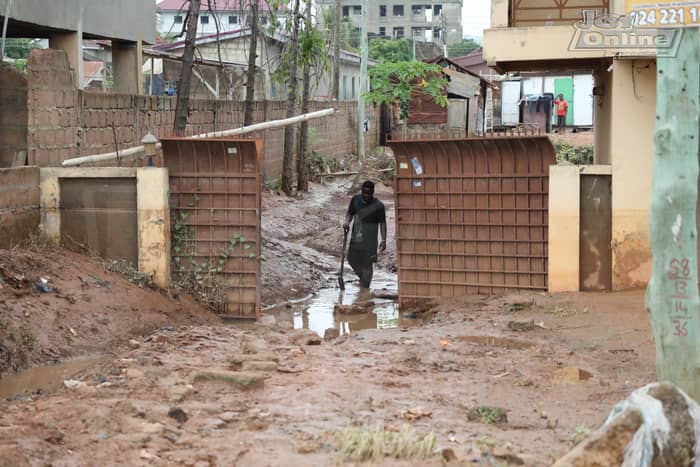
[0,167,40,248]
[25,49,378,181]
[0,63,28,167]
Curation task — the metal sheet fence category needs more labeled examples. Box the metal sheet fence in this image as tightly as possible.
[388,137,556,306]
[161,138,262,318]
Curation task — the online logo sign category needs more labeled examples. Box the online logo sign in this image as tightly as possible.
[569,10,683,56]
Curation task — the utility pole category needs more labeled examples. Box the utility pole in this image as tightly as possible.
[441,12,448,57]
[357,0,368,158]
[243,0,260,126]
[647,27,700,400]
[331,0,341,100]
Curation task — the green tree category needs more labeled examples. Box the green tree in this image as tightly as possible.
[321,7,358,52]
[447,38,480,57]
[365,61,448,136]
[368,38,412,63]
[3,39,39,59]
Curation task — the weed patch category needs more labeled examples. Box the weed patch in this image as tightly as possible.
[337,422,436,462]
[467,405,508,425]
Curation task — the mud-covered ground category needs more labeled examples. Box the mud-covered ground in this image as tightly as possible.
[0,244,220,376]
[261,178,396,306]
[0,176,657,466]
[0,289,654,466]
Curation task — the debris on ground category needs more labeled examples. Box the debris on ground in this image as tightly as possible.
[467,405,509,425]
[402,406,432,421]
[347,147,395,195]
[371,290,399,300]
[552,367,593,384]
[554,383,699,467]
[505,299,535,312]
[507,320,536,332]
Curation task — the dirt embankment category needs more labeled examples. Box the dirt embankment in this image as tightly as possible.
[261,179,397,306]
[0,243,220,377]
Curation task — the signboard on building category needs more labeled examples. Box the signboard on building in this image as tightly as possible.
[626,0,700,27]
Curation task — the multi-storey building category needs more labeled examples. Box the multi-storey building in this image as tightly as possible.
[318,1,463,46]
[157,0,277,38]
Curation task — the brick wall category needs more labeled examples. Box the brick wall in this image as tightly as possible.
[0,63,28,167]
[0,167,40,248]
[25,49,378,181]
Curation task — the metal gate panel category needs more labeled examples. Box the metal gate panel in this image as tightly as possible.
[389,136,555,306]
[59,178,138,265]
[161,138,262,319]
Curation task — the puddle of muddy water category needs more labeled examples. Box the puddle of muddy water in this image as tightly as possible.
[269,271,417,337]
[0,357,103,400]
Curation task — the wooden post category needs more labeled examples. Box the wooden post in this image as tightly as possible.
[647,27,700,400]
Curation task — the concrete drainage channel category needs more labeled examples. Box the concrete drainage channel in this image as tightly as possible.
[265,271,419,338]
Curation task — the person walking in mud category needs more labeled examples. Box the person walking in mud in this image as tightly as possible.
[343,181,387,295]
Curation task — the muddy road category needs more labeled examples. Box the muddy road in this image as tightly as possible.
[0,289,654,466]
[261,179,396,308]
[0,180,657,466]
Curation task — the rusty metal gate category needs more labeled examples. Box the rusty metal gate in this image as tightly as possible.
[388,137,556,306]
[161,138,262,319]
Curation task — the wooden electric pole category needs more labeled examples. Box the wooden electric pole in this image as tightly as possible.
[243,0,260,127]
[647,27,700,399]
[331,0,341,100]
[357,0,368,159]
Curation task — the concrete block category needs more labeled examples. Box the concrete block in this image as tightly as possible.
[137,168,171,289]
[548,165,581,292]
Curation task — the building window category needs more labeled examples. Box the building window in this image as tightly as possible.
[433,26,442,39]
[351,76,356,99]
[228,15,238,24]
[353,5,361,14]
[200,15,209,24]
[342,76,348,100]
[379,5,386,16]
[342,6,350,16]
[174,15,183,24]
[393,26,404,38]
[433,4,442,15]
[393,5,404,16]
[412,5,423,15]
[379,26,386,36]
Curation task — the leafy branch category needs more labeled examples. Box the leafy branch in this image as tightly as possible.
[364,61,448,120]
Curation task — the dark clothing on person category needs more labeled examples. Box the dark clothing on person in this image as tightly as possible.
[346,194,386,288]
[557,115,566,131]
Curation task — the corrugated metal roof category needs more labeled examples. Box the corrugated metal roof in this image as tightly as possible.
[157,0,277,12]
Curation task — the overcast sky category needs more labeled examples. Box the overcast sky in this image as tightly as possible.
[462,0,490,38]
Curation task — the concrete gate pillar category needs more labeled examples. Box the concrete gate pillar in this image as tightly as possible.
[112,40,144,95]
[49,32,83,89]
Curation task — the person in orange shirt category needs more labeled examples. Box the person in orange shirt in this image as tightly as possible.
[554,93,569,133]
